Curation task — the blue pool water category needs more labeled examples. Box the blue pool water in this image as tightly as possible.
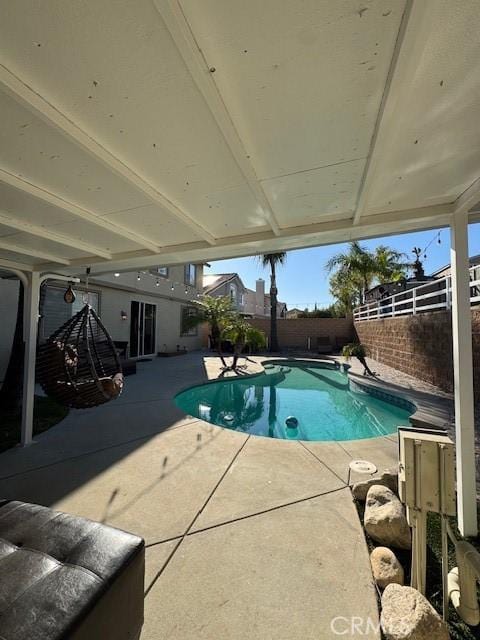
[174,362,412,441]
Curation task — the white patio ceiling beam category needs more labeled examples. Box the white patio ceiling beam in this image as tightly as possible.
[155,0,281,236]
[353,0,414,225]
[454,176,480,216]
[0,168,161,254]
[0,210,112,259]
[73,202,455,276]
[0,64,217,245]
[0,238,70,265]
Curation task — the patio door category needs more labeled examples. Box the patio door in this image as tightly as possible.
[130,301,156,357]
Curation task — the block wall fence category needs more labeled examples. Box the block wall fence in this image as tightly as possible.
[354,309,480,398]
[246,317,354,349]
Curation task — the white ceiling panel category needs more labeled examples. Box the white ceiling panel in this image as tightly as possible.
[0,230,88,260]
[180,0,406,180]
[361,0,480,215]
[0,91,149,215]
[0,0,248,212]
[0,181,76,227]
[262,159,364,227]
[102,204,202,246]
[47,220,142,255]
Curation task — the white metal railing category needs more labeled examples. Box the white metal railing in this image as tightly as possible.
[353,265,480,322]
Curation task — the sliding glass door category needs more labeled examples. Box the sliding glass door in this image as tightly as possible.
[130,301,156,357]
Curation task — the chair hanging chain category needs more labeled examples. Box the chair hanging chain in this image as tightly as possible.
[83,267,91,305]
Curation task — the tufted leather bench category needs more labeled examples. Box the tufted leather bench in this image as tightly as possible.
[0,500,145,640]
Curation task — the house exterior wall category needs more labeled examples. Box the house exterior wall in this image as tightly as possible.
[354,309,480,399]
[247,317,354,349]
[0,264,204,382]
[207,277,246,313]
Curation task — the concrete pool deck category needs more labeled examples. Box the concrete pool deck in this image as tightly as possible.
[0,352,417,639]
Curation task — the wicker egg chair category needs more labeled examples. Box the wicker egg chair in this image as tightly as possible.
[37,304,124,409]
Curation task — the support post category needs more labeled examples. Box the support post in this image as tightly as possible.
[450,212,477,536]
[20,272,40,446]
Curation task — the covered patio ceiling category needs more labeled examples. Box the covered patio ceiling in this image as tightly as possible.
[0,0,479,276]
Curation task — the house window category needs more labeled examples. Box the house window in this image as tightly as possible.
[184,264,197,286]
[40,287,100,340]
[181,306,198,336]
[156,267,168,277]
[230,283,237,303]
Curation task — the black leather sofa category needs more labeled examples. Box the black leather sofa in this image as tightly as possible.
[0,500,145,639]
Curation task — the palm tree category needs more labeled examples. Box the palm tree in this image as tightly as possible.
[326,242,376,303]
[374,245,408,282]
[222,316,266,370]
[259,252,286,352]
[182,295,235,367]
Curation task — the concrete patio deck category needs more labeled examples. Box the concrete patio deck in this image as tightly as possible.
[0,352,405,639]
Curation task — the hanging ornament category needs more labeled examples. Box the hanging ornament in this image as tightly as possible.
[137,272,141,281]
[155,278,160,287]
[63,284,76,304]
[437,234,441,245]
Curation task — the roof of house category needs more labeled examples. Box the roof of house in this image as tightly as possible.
[202,273,244,295]
[430,254,480,277]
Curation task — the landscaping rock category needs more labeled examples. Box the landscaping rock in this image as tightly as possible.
[364,485,411,550]
[370,547,404,589]
[381,584,450,639]
[352,469,398,502]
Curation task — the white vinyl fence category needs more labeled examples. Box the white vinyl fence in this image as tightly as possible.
[353,265,480,322]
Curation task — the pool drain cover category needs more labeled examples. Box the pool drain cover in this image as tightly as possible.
[349,460,377,475]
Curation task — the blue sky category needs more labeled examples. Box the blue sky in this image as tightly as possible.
[205,223,480,310]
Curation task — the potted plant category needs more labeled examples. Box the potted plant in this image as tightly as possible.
[342,342,376,377]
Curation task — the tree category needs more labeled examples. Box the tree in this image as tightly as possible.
[221,316,266,370]
[374,245,409,282]
[182,295,235,367]
[342,343,376,377]
[326,242,376,303]
[259,252,286,352]
[326,241,409,310]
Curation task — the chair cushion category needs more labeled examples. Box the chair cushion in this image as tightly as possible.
[0,501,144,639]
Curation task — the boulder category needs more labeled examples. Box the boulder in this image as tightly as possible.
[370,547,404,589]
[352,469,398,502]
[381,584,450,639]
[364,485,411,550]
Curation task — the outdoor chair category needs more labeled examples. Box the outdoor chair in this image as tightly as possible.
[0,500,145,640]
[316,336,333,354]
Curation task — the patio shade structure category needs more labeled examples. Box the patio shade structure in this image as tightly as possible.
[0,0,479,535]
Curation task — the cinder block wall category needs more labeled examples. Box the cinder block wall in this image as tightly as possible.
[247,317,354,349]
[354,309,480,396]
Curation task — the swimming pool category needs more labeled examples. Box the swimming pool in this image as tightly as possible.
[174,361,413,441]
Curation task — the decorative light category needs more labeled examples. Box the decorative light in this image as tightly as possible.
[155,278,160,287]
[171,284,175,291]
[137,272,141,281]
[437,234,441,245]
[185,287,188,294]
[63,284,76,304]
[114,272,120,277]
[120,310,127,321]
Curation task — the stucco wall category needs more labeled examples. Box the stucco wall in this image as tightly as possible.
[247,317,354,349]
[354,309,480,397]
[0,264,204,381]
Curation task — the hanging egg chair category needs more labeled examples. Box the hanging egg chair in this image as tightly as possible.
[37,304,124,409]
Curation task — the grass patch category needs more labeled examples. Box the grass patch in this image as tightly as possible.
[355,501,480,639]
[0,396,69,452]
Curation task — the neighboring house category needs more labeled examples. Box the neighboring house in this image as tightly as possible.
[202,273,247,313]
[286,308,303,319]
[364,277,435,304]
[203,274,286,318]
[0,263,204,382]
[430,254,480,279]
